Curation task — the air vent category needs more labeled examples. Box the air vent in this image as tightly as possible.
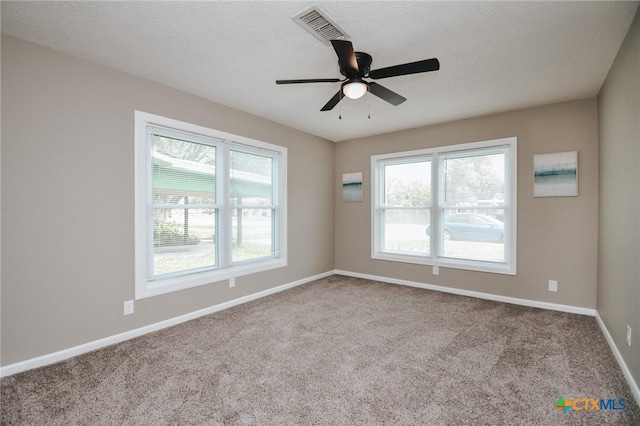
[293,6,350,46]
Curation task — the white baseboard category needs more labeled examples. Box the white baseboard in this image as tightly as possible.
[595,312,640,407]
[0,270,620,385]
[334,269,596,316]
[0,270,334,378]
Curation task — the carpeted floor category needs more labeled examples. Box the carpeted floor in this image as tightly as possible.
[1,275,639,425]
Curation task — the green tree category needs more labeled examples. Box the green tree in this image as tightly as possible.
[386,178,430,206]
[443,154,504,204]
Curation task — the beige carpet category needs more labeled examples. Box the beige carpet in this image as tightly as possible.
[1,275,639,425]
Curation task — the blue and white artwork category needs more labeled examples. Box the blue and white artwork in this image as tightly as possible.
[534,151,578,197]
[342,172,363,202]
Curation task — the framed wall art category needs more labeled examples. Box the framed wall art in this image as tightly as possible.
[342,172,363,202]
[533,151,578,197]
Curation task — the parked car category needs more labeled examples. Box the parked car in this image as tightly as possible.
[426,213,504,243]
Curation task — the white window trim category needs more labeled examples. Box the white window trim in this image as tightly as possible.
[371,137,517,275]
[135,111,287,299]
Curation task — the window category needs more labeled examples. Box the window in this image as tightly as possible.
[372,137,516,275]
[135,111,287,299]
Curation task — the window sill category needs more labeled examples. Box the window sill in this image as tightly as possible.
[372,252,516,276]
[135,257,287,300]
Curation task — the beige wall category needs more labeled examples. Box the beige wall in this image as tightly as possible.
[0,36,335,366]
[335,99,599,309]
[597,10,640,387]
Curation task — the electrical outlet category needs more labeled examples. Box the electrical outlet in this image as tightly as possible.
[123,300,134,316]
[627,325,632,347]
[229,277,235,288]
[548,280,558,292]
[433,266,439,275]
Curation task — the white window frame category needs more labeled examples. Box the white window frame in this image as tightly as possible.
[135,111,287,299]
[371,137,517,275]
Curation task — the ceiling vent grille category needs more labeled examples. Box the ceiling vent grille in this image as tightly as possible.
[293,6,350,46]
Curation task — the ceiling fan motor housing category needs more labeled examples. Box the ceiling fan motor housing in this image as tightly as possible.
[341,52,372,79]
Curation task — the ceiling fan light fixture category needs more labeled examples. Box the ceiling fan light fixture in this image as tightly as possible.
[343,81,367,99]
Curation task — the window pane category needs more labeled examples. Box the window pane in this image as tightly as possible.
[443,152,504,206]
[230,150,273,205]
[232,208,274,262]
[153,208,216,277]
[152,135,216,205]
[441,150,506,263]
[383,209,430,255]
[384,160,431,207]
[441,209,505,262]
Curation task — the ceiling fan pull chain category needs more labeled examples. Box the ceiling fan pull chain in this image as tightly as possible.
[368,93,371,119]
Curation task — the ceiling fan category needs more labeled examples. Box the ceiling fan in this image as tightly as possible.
[276,39,440,111]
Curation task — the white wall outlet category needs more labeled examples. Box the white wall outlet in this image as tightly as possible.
[229,277,235,288]
[548,280,558,292]
[433,266,439,275]
[123,300,134,316]
[626,325,632,347]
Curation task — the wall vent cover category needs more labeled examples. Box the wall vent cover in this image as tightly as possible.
[293,6,350,46]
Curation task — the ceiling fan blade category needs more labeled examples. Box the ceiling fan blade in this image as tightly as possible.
[368,82,406,106]
[330,39,359,74]
[276,78,341,84]
[320,90,343,111]
[369,58,440,79]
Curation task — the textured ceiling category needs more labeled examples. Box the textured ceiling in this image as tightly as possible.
[2,1,638,142]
